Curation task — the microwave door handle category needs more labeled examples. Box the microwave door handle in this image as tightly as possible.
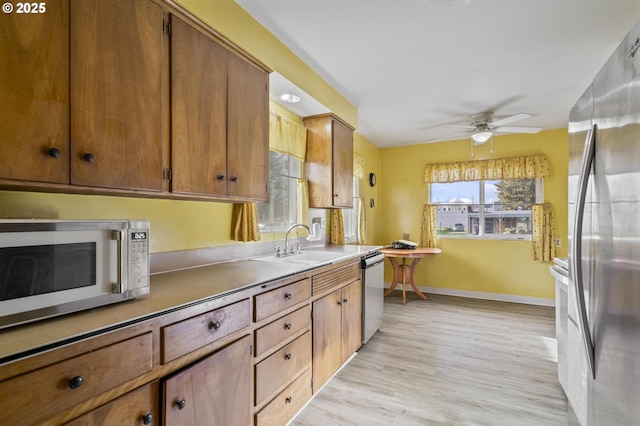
[111,230,125,293]
[570,124,596,379]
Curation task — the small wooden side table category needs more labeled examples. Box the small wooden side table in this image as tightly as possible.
[380,247,442,304]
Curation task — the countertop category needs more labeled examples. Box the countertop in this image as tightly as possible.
[0,244,381,364]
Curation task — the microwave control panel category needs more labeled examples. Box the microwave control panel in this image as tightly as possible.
[128,228,150,290]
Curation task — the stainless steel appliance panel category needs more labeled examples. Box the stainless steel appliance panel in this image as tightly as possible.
[361,252,384,344]
[569,19,640,425]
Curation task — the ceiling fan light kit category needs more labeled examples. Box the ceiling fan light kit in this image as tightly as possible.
[471,130,493,143]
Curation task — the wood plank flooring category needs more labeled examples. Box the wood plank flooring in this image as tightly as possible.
[291,292,568,426]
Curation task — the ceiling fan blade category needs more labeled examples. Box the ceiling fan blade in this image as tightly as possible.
[430,131,471,142]
[442,124,475,130]
[494,126,542,134]
[490,113,531,127]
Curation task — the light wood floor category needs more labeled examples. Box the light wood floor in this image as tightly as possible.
[291,292,568,426]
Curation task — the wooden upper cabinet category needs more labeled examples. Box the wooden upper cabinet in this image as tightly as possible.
[304,114,354,208]
[227,53,269,201]
[170,16,268,201]
[170,16,228,197]
[0,0,70,183]
[70,0,164,191]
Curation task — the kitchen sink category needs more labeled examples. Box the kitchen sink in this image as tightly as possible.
[250,250,347,265]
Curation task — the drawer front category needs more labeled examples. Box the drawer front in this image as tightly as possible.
[255,369,312,426]
[255,331,311,405]
[162,299,250,363]
[0,332,153,426]
[65,380,159,426]
[254,305,311,358]
[312,261,360,295]
[254,278,311,322]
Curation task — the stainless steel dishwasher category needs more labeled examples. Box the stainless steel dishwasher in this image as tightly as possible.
[361,252,385,344]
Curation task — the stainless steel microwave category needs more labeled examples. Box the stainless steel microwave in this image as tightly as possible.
[0,219,150,329]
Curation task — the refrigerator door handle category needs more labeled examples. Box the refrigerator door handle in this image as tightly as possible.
[570,124,596,379]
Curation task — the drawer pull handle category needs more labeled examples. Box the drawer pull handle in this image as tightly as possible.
[48,147,61,158]
[210,321,221,330]
[143,413,153,425]
[177,399,187,410]
[284,323,292,330]
[284,292,292,300]
[284,353,292,360]
[69,375,84,389]
[285,396,292,404]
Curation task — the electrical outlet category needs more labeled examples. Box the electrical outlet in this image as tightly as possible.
[320,218,326,229]
[555,238,561,247]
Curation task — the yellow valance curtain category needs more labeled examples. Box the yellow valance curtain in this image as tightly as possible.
[231,203,261,242]
[424,154,550,183]
[329,209,345,245]
[532,203,556,262]
[420,204,438,248]
[353,153,366,179]
[269,111,307,161]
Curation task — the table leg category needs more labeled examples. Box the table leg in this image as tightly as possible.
[409,258,428,300]
[401,258,408,304]
[384,257,400,296]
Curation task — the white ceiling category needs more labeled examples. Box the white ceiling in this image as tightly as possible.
[236,0,640,148]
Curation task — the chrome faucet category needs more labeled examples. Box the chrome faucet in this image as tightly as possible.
[284,223,311,255]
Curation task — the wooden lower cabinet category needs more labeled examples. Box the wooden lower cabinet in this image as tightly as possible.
[162,334,251,426]
[312,279,362,393]
[65,381,159,426]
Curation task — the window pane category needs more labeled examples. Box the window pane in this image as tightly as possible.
[257,151,301,232]
[431,179,536,237]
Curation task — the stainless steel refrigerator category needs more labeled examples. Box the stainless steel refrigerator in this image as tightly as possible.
[568,19,640,425]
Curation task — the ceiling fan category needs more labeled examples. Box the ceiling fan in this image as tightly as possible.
[440,111,542,144]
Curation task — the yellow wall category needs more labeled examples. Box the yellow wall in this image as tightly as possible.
[379,129,568,299]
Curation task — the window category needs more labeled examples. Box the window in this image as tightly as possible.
[342,177,360,243]
[430,178,542,239]
[257,151,302,232]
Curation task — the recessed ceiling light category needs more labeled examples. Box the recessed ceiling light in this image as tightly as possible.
[280,93,301,103]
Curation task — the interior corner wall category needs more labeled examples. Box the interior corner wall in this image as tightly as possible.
[379,129,569,300]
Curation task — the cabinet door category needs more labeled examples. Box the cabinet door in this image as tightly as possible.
[70,0,163,191]
[170,16,228,196]
[0,0,69,183]
[64,381,159,426]
[331,119,354,208]
[227,54,269,201]
[163,335,251,426]
[312,288,343,393]
[341,280,363,362]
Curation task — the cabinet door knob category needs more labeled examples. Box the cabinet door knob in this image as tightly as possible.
[83,153,95,163]
[337,300,342,306]
[230,176,238,182]
[284,353,292,360]
[48,147,61,158]
[343,298,348,304]
[284,292,292,300]
[210,321,221,330]
[284,323,292,330]
[217,175,225,181]
[69,375,84,389]
[285,396,292,404]
[177,399,187,410]
[142,413,153,425]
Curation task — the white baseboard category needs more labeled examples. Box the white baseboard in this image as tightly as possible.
[385,283,555,307]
